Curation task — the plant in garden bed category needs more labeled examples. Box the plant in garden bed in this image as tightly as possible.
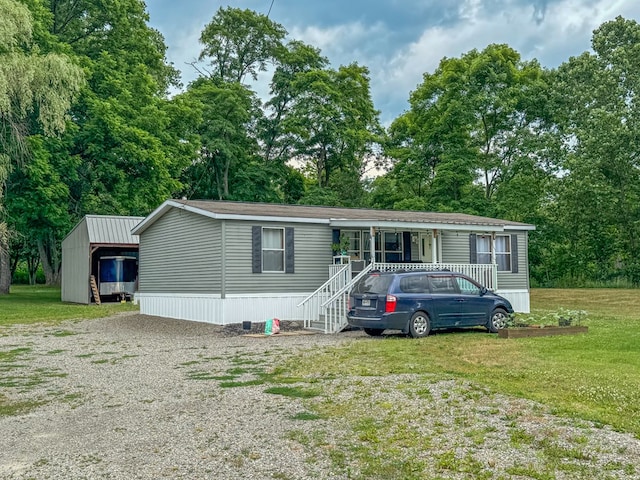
[505,309,588,328]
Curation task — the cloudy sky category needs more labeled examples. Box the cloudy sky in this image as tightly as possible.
[146,0,640,124]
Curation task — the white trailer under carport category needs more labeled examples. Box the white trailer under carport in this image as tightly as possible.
[61,215,144,304]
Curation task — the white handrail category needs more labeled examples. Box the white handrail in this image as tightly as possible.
[321,263,373,308]
[297,262,351,307]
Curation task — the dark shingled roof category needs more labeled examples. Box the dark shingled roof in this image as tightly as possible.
[173,200,533,228]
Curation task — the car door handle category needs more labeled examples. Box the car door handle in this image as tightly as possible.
[456,298,465,302]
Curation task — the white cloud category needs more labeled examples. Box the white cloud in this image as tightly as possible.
[372,0,640,123]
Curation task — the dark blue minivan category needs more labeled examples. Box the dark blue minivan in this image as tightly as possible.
[346,270,513,338]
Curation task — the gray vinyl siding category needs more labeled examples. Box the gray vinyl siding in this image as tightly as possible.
[224,220,332,294]
[441,230,529,290]
[440,230,469,263]
[496,232,529,290]
[138,208,222,293]
[61,219,91,303]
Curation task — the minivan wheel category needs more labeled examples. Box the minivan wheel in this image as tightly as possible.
[364,328,384,336]
[488,308,508,333]
[409,312,430,338]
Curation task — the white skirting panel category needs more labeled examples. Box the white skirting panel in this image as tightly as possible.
[495,289,530,313]
[137,292,310,325]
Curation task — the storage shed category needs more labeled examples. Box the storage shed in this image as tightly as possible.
[61,215,144,304]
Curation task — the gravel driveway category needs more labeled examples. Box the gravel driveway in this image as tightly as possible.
[1,313,639,479]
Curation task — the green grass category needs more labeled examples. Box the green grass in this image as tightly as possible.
[279,288,640,438]
[0,285,138,326]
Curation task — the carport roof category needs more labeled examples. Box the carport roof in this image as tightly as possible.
[85,215,144,245]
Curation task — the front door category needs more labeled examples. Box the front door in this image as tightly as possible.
[419,233,433,263]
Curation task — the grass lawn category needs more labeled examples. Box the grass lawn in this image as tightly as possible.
[279,288,640,438]
[0,285,138,326]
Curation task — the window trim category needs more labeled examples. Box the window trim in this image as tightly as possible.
[262,227,285,273]
[476,234,511,271]
[494,235,512,272]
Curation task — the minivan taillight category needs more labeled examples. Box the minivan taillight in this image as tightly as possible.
[385,294,397,313]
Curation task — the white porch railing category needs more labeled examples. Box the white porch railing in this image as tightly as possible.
[297,261,374,334]
[374,263,497,290]
[297,262,351,333]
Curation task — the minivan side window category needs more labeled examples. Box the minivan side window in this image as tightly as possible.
[428,275,458,294]
[456,277,481,295]
[352,274,393,295]
[399,275,429,294]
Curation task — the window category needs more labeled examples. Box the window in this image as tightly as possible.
[399,275,429,294]
[495,236,511,272]
[429,275,458,294]
[342,230,361,258]
[262,228,284,272]
[456,277,481,295]
[384,232,403,262]
[476,235,511,271]
[476,235,492,264]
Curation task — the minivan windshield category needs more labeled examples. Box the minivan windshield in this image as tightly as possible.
[352,274,393,295]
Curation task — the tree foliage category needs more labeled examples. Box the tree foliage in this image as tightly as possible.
[3,2,640,290]
[0,0,82,293]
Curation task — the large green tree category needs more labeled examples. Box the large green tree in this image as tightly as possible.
[6,0,194,285]
[0,0,82,293]
[383,44,552,215]
[546,16,640,284]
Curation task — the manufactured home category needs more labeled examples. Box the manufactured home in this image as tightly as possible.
[132,200,534,332]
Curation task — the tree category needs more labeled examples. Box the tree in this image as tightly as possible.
[198,7,287,84]
[0,0,82,293]
[546,17,640,284]
[384,44,551,216]
[180,78,262,200]
[259,40,328,164]
[280,63,382,203]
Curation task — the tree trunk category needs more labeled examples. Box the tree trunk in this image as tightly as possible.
[0,235,10,295]
[37,237,61,286]
[27,255,39,285]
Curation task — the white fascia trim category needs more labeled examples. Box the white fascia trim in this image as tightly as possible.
[132,200,330,234]
[504,225,536,231]
[329,219,505,232]
[176,202,329,224]
[131,200,180,235]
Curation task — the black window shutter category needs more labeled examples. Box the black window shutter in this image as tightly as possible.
[511,234,519,273]
[469,234,477,264]
[285,227,295,274]
[251,226,262,273]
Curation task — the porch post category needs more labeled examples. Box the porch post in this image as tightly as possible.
[369,226,375,265]
[432,229,438,264]
[491,233,496,266]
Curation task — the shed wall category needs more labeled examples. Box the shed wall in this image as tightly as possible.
[61,219,91,303]
[138,208,222,293]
